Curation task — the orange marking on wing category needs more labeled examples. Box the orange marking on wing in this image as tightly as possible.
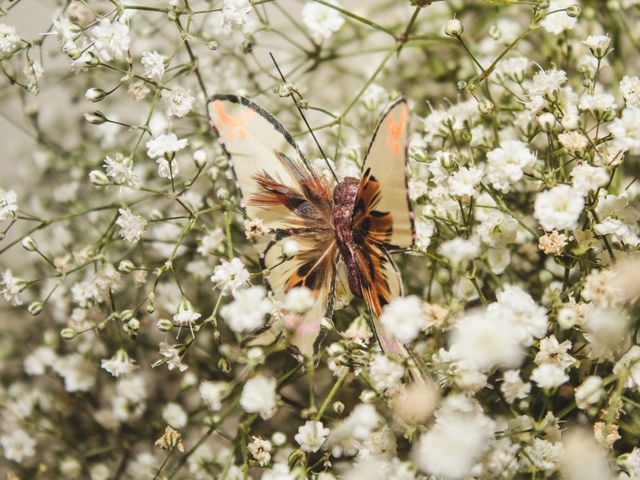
[212,100,254,140]
[385,103,409,154]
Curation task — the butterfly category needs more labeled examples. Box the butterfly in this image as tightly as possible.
[209,95,415,358]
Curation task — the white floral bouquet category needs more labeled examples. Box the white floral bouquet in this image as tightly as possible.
[1,0,640,479]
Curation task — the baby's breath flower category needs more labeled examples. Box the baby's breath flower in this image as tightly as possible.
[528,68,567,97]
[295,421,330,452]
[220,285,271,332]
[248,436,272,466]
[0,188,18,220]
[240,374,278,419]
[0,429,36,463]
[379,295,425,344]
[0,24,21,55]
[210,258,250,295]
[116,208,147,243]
[91,19,130,61]
[141,50,165,81]
[146,133,188,159]
[101,349,137,377]
[302,0,345,43]
[541,0,578,35]
[534,184,584,231]
[161,87,194,118]
[1,269,25,306]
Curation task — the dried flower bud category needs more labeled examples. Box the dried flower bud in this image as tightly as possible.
[154,425,184,452]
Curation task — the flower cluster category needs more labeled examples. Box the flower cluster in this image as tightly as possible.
[0,0,640,479]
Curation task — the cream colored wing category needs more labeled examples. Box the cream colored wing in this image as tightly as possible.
[209,95,307,231]
[255,231,338,358]
[360,98,415,248]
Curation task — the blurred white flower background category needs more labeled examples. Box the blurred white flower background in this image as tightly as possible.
[1,0,640,479]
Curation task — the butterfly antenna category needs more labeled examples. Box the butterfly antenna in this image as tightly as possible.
[269,52,339,183]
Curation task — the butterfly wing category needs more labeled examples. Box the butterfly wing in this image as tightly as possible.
[258,231,338,357]
[209,94,332,231]
[359,98,414,249]
[209,95,336,356]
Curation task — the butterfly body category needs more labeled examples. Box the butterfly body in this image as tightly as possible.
[332,177,364,298]
[209,94,414,357]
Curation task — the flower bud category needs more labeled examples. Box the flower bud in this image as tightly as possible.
[118,259,135,273]
[28,301,43,316]
[208,40,219,50]
[444,18,463,37]
[85,88,107,102]
[583,35,610,59]
[332,401,345,414]
[157,318,173,331]
[538,112,556,131]
[120,309,134,321]
[21,236,37,252]
[566,4,581,17]
[478,99,495,115]
[61,327,77,340]
[84,111,107,125]
[89,170,110,186]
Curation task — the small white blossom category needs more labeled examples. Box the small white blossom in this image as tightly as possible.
[486,140,536,192]
[620,75,640,107]
[222,0,253,32]
[146,133,188,159]
[610,107,640,154]
[116,208,147,243]
[295,421,330,452]
[302,0,345,43]
[161,87,195,118]
[199,381,228,411]
[540,0,577,35]
[101,349,137,377]
[575,375,604,409]
[282,286,315,314]
[141,50,165,81]
[1,429,36,463]
[163,402,188,429]
[531,363,569,389]
[379,295,425,344]
[1,269,24,306]
[91,19,130,61]
[534,184,584,231]
[210,258,250,295]
[240,374,278,419]
[220,285,271,332]
[501,370,531,404]
[528,68,567,97]
[368,354,404,391]
[156,342,188,372]
[0,188,18,220]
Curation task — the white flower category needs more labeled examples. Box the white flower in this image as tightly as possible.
[302,0,345,42]
[578,93,616,113]
[282,238,300,258]
[534,184,584,231]
[477,211,518,247]
[101,349,137,377]
[211,258,250,295]
[262,464,296,480]
[161,87,195,118]
[198,229,225,256]
[0,429,36,463]
[444,18,463,37]
[53,353,97,392]
[1,269,24,306]
[199,381,228,411]
[146,133,188,159]
[368,354,404,391]
[414,395,496,479]
[583,34,610,57]
[163,402,188,429]
[614,345,640,390]
[220,286,271,332]
[103,155,139,187]
[486,140,536,192]
[449,309,526,372]
[610,107,640,154]
[173,298,202,329]
[156,342,188,372]
[540,0,577,35]
[295,421,330,452]
[620,75,640,107]
[534,335,575,369]
[0,188,18,220]
[501,370,531,404]
[531,363,569,389]
[141,50,165,81]
[282,286,315,314]
[91,19,130,61]
[379,295,424,344]
[575,375,604,409]
[0,24,21,54]
[438,236,480,266]
[524,438,563,474]
[528,68,567,97]
[570,164,608,195]
[240,374,278,419]
[116,208,147,243]
[24,346,57,376]
[222,0,253,32]
[488,285,548,346]
[448,165,483,197]
[493,56,529,81]
[248,436,272,466]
